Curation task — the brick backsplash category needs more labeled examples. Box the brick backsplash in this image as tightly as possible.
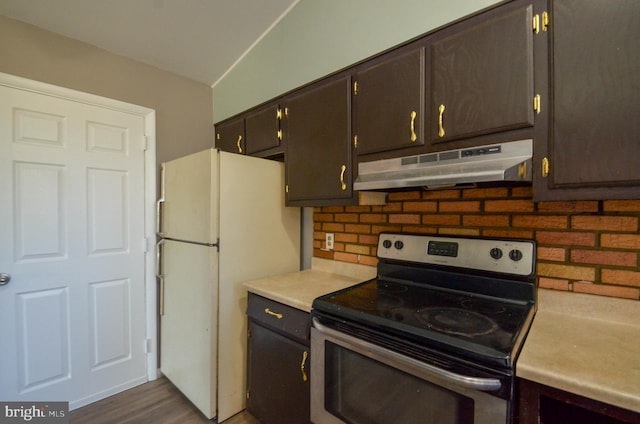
[313,187,640,301]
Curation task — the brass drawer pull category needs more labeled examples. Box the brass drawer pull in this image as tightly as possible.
[264,308,283,319]
[339,164,347,191]
[300,351,309,382]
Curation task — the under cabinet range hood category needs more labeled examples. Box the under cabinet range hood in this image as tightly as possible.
[354,139,533,191]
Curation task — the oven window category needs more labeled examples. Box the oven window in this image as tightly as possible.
[325,341,474,424]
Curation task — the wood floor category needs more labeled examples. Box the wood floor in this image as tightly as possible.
[69,377,260,424]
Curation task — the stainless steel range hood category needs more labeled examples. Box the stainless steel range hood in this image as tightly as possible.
[354,139,533,191]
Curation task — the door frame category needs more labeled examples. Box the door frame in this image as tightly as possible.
[0,72,158,381]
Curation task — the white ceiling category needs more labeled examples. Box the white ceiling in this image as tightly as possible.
[0,0,299,86]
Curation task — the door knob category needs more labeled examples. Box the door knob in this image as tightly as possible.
[0,273,10,286]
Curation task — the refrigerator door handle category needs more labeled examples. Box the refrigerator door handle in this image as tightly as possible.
[156,164,166,237]
[156,239,165,316]
[159,277,165,316]
[156,198,165,237]
[156,239,165,279]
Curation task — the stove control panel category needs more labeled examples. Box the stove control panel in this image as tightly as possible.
[377,233,535,276]
[427,240,458,257]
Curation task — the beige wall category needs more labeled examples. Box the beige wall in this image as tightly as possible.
[0,15,213,167]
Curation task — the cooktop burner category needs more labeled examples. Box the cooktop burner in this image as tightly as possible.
[416,307,498,337]
[461,298,508,315]
[339,284,404,311]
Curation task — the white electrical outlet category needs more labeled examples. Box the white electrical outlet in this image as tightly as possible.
[325,233,334,250]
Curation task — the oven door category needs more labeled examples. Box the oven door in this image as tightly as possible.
[311,317,510,424]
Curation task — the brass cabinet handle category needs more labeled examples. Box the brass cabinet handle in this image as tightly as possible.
[518,161,527,179]
[533,94,542,114]
[236,135,243,153]
[438,104,446,138]
[264,308,283,319]
[542,157,550,178]
[339,165,347,191]
[410,110,417,142]
[533,14,540,34]
[300,351,309,382]
[533,13,549,34]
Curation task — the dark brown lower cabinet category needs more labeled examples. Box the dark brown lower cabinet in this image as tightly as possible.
[246,294,310,424]
[518,379,640,424]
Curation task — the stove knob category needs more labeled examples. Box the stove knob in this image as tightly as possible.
[382,239,392,249]
[509,249,523,261]
[490,248,503,260]
[394,240,404,250]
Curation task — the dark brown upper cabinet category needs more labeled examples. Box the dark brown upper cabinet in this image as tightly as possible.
[430,1,535,146]
[533,0,640,201]
[216,0,638,203]
[245,101,284,157]
[353,45,426,158]
[285,73,354,206]
[215,116,245,154]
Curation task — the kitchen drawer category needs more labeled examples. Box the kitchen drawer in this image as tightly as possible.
[247,293,310,344]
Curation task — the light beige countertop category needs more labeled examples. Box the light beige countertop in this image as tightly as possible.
[517,288,640,413]
[244,261,640,413]
[243,257,376,312]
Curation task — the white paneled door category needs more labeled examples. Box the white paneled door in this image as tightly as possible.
[0,81,149,409]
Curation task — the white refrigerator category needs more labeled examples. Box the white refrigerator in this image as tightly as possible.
[156,149,300,421]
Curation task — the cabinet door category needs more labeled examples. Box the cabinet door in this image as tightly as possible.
[518,379,640,424]
[247,321,310,424]
[285,75,353,206]
[534,0,640,201]
[354,46,425,156]
[215,116,245,154]
[245,102,282,155]
[430,2,534,145]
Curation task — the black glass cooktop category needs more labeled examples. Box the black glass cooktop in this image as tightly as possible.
[312,277,535,367]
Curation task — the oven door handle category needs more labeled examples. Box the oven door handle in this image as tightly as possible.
[312,317,502,392]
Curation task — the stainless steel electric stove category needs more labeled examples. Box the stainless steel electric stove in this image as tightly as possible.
[311,232,536,424]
